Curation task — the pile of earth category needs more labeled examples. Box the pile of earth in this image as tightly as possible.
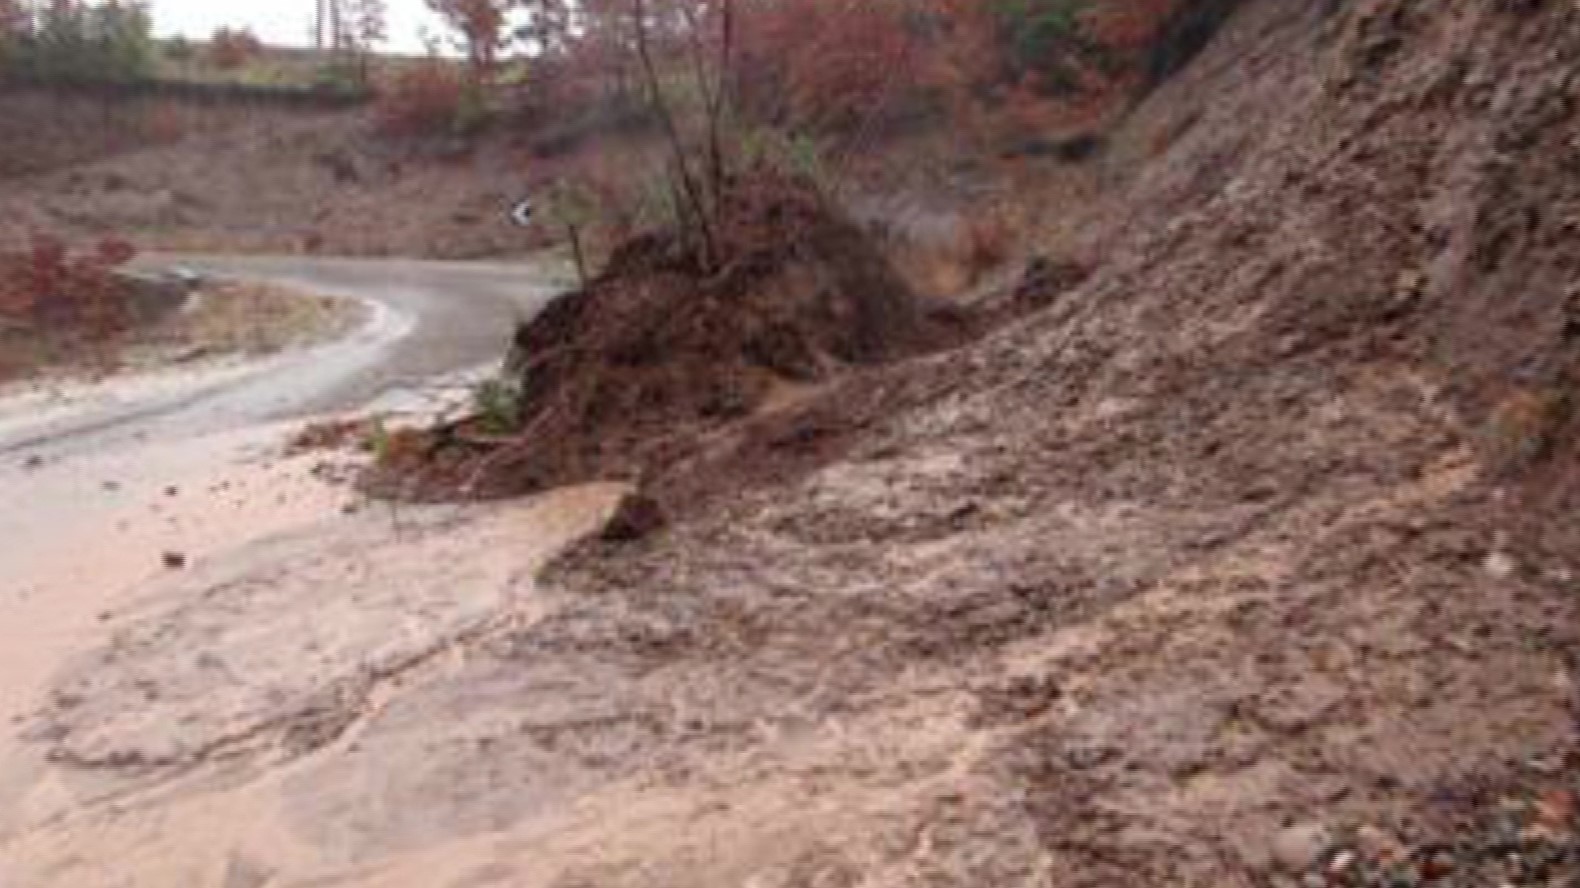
[364,172,972,500]
[11,1,1580,887]
[523,0,1580,883]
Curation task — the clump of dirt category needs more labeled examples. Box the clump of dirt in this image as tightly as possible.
[366,173,966,499]
[288,416,381,455]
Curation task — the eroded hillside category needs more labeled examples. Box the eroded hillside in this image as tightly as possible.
[0,90,533,257]
[500,0,1580,882]
[5,0,1578,885]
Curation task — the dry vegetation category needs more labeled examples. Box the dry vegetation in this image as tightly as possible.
[0,249,363,385]
[0,0,1210,269]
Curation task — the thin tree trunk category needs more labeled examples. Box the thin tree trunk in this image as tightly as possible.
[565,223,588,288]
[705,0,733,208]
[631,0,717,269]
[673,0,731,207]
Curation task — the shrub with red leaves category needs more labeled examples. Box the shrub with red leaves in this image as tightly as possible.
[735,0,927,132]
[376,59,466,136]
[0,235,138,342]
[206,27,265,71]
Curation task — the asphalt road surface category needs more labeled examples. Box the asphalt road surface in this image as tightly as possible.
[0,254,567,461]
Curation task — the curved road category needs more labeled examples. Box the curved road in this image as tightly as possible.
[0,254,567,461]
[0,254,569,797]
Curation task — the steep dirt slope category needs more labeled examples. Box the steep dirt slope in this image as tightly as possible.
[0,90,268,180]
[10,1,1579,885]
[518,0,1580,883]
[0,95,530,258]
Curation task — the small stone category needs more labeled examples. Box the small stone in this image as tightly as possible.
[1533,788,1575,830]
[1356,825,1408,865]
[601,492,665,542]
[162,551,187,570]
[164,485,180,497]
[1420,851,1456,880]
[1394,269,1427,295]
[1273,822,1334,873]
[1484,551,1517,578]
[1328,850,1356,875]
[1063,743,1117,770]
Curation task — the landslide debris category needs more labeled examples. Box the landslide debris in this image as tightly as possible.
[15,1,1580,886]
[524,0,1580,883]
[366,173,966,499]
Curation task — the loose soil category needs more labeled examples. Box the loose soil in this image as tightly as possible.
[3,0,1579,886]
[365,174,975,499]
[0,99,537,259]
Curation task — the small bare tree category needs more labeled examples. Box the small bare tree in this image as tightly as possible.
[628,0,736,270]
[425,0,512,88]
[544,180,596,287]
[348,0,387,81]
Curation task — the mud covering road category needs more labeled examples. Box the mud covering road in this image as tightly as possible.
[6,0,1580,882]
[0,255,633,887]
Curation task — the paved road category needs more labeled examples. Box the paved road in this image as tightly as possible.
[0,254,567,461]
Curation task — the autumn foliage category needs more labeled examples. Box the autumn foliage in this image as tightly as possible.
[558,1,1186,131]
[0,236,138,341]
[375,59,466,136]
[425,0,512,85]
[206,27,264,70]
[735,0,924,131]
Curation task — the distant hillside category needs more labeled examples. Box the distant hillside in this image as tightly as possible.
[0,88,353,180]
[0,87,535,259]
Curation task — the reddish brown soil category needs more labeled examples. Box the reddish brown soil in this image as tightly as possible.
[7,1,1579,885]
[520,0,1580,883]
[366,174,972,499]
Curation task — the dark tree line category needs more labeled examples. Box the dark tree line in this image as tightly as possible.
[0,0,155,85]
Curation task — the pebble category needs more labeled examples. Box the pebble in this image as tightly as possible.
[1329,850,1356,875]
[1273,822,1334,873]
[1421,850,1456,879]
[1356,825,1407,864]
[1485,551,1517,578]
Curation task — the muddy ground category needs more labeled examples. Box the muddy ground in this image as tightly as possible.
[2,0,1578,885]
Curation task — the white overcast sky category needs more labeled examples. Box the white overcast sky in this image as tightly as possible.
[148,0,448,54]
